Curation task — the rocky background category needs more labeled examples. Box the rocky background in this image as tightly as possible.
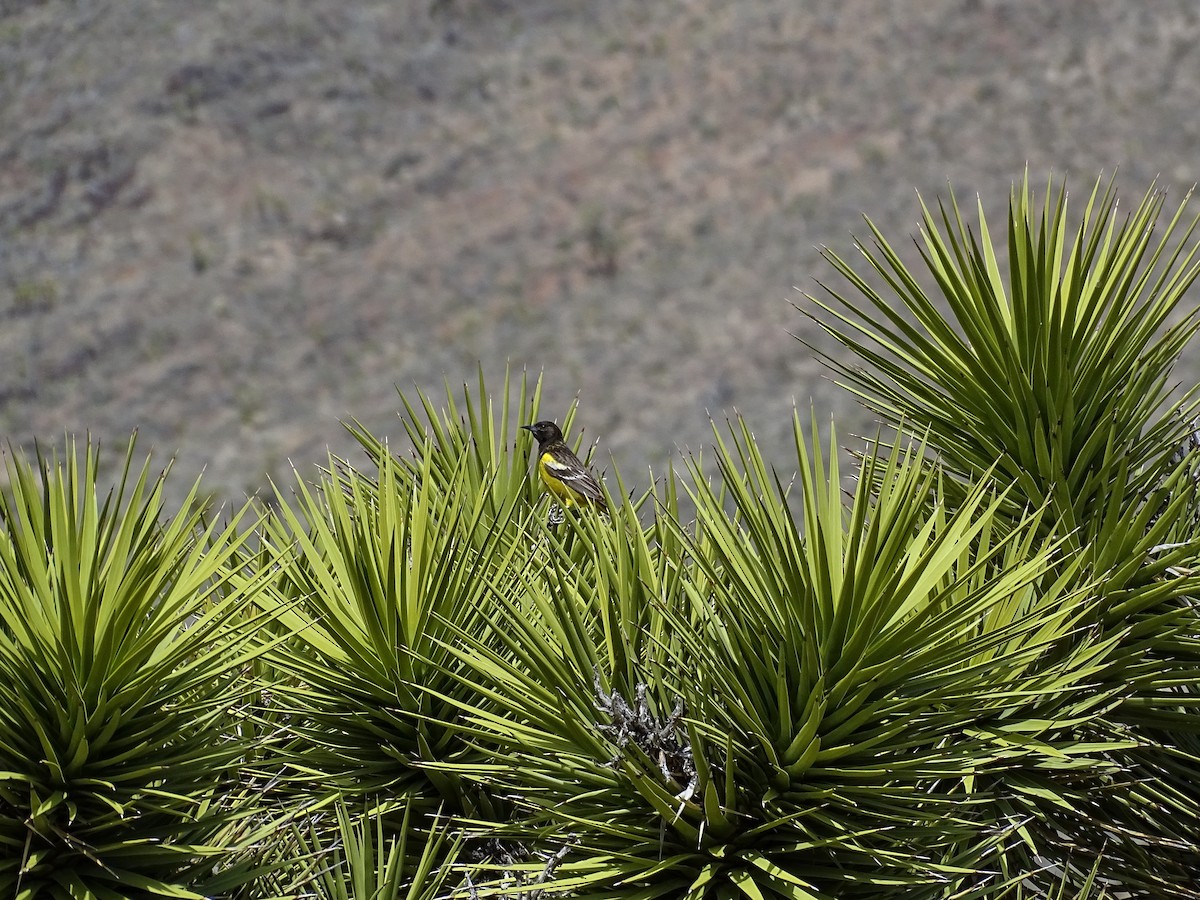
[3,0,1200,507]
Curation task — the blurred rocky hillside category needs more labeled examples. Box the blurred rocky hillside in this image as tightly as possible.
[3,0,1199,505]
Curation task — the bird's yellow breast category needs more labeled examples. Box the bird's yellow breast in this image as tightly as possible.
[538,453,580,505]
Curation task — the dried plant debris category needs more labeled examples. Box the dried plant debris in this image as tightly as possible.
[464,838,575,900]
[594,670,697,802]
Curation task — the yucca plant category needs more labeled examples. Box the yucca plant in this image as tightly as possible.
[682,419,1137,898]
[0,439,276,898]
[255,450,520,814]
[806,173,1200,895]
[253,372,565,835]
[805,173,1200,554]
[426,410,1128,898]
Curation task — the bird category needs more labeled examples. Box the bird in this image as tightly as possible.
[521,420,606,509]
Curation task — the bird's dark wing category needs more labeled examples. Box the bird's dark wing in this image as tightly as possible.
[543,450,606,504]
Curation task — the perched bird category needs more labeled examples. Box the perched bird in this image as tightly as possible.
[522,420,606,509]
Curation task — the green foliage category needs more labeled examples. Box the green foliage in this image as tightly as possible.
[252,799,464,900]
[248,370,555,879]
[0,440,273,898]
[258,446,522,811]
[431,414,1134,898]
[805,172,1200,560]
[806,173,1200,896]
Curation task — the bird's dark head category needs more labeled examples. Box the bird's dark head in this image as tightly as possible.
[522,420,563,445]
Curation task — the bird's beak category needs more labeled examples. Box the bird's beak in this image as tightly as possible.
[520,425,534,432]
